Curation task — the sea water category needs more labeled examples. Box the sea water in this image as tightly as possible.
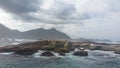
[0,50,119,68]
[0,39,120,68]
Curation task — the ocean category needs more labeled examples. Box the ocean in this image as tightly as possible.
[0,51,120,68]
[0,39,120,68]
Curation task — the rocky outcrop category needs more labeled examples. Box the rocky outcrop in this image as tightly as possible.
[73,51,88,56]
[0,45,21,52]
[0,40,120,56]
[14,48,38,55]
[41,46,55,51]
[40,51,54,57]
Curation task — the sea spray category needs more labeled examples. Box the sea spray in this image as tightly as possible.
[88,50,120,58]
[0,52,14,55]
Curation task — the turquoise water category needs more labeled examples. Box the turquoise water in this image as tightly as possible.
[0,53,120,68]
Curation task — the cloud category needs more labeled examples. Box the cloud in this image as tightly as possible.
[0,0,42,22]
[0,0,77,24]
[35,0,77,24]
[0,0,119,24]
[0,0,120,40]
[47,0,76,19]
[0,0,41,13]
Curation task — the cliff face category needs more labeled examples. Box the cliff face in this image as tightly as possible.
[0,23,71,40]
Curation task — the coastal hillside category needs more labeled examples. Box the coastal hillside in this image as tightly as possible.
[0,23,71,39]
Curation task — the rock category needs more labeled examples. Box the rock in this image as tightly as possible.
[41,51,54,57]
[42,46,55,51]
[101,46,116,51]
[90,46,102,50]
[57,48,70,53]
[95,46,102,50]
[114,48,120,54]
[114,51,120,54]
[54,41,66,48]
[59,53,65,56]
[73,51,88,56]
[14,48,37,55]
[0,45,21,52]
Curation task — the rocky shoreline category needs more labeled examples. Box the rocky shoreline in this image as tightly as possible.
[0,40,120,57]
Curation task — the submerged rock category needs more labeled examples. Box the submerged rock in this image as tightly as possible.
[73,51,88,56]
[41,51,54,57]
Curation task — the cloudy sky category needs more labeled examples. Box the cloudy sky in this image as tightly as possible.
[0,0,120,41]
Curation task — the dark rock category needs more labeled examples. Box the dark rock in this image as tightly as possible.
[90,46,102,50]
[73,51,88,56]
[59,53,65,56]
[41,51,54,57]
[114,51,120,54]
[0,45,21,52]
[14,48,37,55]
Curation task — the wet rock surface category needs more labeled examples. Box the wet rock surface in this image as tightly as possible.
[73,51,88,56]
[14,48,38,55]
[59,53,65,56]
[40,51,54,57]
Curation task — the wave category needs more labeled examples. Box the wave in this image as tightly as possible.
[88,50,120,58]
[32,50,120,58]
[0,50,119,59]
[0,52,14,55]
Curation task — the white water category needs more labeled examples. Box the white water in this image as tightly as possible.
[88,50,120,57]
[32,49,120,59]
[0,50,120,68]
[0,52,14,55]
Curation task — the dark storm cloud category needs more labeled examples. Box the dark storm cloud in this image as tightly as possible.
[38,0,77,24]
[0,0,77,24]
[0,0,40,13]
[48,1,76,20]
[0,0,42,21]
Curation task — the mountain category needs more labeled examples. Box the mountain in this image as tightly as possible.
[0,23,71,40]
